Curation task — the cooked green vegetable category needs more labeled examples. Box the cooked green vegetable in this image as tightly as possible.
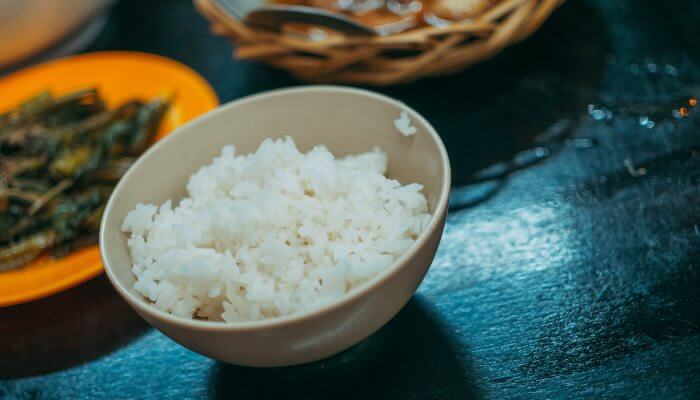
[0,89,170,271]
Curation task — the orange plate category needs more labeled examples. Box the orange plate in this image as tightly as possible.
[0,51,219,307]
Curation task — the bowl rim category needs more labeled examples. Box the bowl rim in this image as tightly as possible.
[100,85,451,331]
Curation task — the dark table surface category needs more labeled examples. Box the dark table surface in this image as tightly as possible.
[2,0,699,398]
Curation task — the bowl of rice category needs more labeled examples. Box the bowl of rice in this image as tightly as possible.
[100,86,450,367]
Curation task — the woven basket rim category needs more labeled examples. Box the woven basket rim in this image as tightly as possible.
[195,0,565,85]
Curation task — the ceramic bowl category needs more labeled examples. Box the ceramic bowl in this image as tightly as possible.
[100,86,451,367]
[0,0,115,67]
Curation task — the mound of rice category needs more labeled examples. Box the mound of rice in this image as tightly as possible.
[122,137,431,322]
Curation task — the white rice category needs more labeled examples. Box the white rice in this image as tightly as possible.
[394,111,417,136]
[122,136,431,322]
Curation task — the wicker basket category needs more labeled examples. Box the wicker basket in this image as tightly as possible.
[195,0,564,85]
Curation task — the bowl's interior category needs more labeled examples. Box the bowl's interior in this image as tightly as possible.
[101,86,448,310]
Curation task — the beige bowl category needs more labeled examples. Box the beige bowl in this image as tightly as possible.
[100,86,451,367]
[0,0,115,67]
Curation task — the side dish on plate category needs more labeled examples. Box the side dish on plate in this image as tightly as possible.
[0,89,170,271]
[0,51,218,308]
